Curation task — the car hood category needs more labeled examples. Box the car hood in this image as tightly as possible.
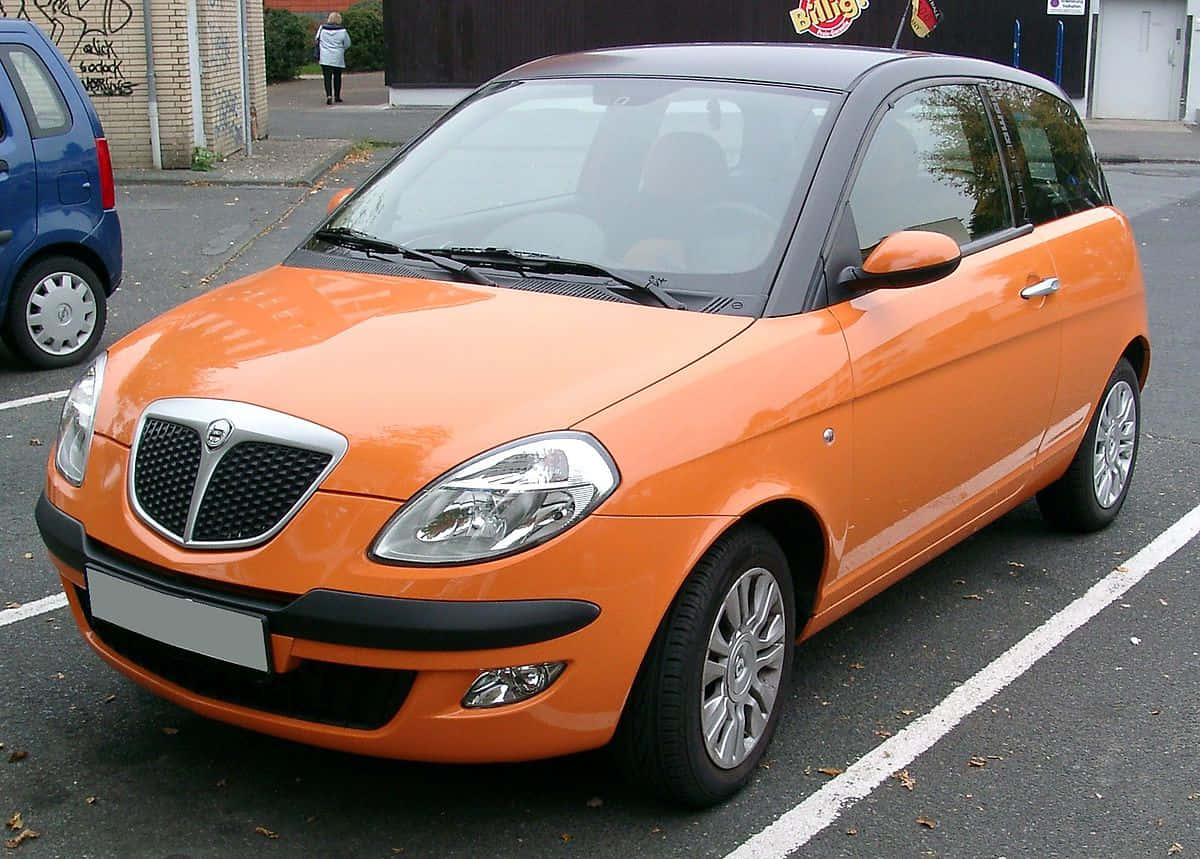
[97,265,751,500]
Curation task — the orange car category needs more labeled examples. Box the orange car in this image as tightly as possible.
[36,45,1148,806]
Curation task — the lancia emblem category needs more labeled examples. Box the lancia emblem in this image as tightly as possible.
[205,419,233,450]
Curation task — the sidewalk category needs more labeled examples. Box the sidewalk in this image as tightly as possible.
[117,72,1200,187]
[1084,119,1200,165]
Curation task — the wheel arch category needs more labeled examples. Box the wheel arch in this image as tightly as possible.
[9,243,115,307]
[739,498,828,624]
[1121,336,1150,389]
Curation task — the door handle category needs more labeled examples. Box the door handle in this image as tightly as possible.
[1021,277,1060,299]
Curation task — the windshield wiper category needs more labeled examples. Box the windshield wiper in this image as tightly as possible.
[429,247,686,310]
[313,227,496,286]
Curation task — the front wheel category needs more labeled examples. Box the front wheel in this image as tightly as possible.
[614,524,795,806]
[3,255,107,369]
[1037,357,1141,532]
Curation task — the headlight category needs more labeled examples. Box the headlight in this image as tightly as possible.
[371,432,619,564]
[55,353,106,486]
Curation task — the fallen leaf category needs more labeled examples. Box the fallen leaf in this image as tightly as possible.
[962,593,984,601]
[1131,637,1142,646]
[1159,599,1169,607]
[85,796,97,805]
[900,709,916,717]
[818,767,844,777]
[1188,792,1200,801]
[586,797,603,808]
[29,439,42,447]
[849,662,865,670]
[916,816,937,829]
[649,826,662,835]
[560,833,572,843]
[895,769,916,791]
[216,779,227,788]
[1008,561,1025,568]
[101,694,116,704]
[161,727,179,736]
[952,578,966,585]
[4,602,19,610]
[968,756,988,768]
[846,827,858,836]
[3,829,38,849]
[874,729,893,738]
[8,750,27,763]
[1167,844,1182,855]
[54,673,64,680]
[254,825,279,840]
[22,552,33,560]
[5,812,21,831]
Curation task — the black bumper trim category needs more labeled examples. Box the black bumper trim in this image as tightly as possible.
[35,493,599,651]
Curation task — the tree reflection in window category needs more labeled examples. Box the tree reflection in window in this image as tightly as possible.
[850,85,1011,257]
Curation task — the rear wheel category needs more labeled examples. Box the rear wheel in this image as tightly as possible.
[3,255,107,369]
[614,524,795,806]
[1037,358,1140,532]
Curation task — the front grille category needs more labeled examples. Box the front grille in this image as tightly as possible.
[132,419,202,538]
[193,443,332,542]
[85,597,413,730]
[129,401,344,549]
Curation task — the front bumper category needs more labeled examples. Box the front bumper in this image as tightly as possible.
[37,494,599,652]
[37,454,732,761]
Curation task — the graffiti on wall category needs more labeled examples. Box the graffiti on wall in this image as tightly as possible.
[0,0,136,96]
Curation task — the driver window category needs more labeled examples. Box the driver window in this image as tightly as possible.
[848,85,1011,259]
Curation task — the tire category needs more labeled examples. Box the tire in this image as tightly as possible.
[1037,357,1140,532]
[614,524,796,806]
[3,255,107,369]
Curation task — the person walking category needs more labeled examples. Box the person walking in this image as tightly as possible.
[315,12,351,105]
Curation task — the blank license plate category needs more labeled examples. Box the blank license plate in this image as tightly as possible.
[86,568,270,673]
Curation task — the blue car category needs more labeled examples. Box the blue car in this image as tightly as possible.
[0,19,121,369]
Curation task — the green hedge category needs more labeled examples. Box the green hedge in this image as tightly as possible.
[343,0,385,72]
[265,8,309,83]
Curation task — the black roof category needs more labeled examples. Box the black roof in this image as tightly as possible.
[496,42,1057,95]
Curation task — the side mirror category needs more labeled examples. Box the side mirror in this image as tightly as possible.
[839,230,962,290]
[326,187,354,213]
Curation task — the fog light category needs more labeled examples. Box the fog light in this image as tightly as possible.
[462,662,566,709]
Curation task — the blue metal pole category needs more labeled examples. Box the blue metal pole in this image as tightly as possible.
[1055,20,1065,84]
[1013,19,1022,69]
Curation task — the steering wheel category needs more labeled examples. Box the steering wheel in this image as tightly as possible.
[685,201,777,270]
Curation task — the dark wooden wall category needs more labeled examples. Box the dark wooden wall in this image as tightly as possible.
[384,1,1090,98]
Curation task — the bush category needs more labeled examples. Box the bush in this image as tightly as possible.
[264,8,309,83]
[343,0,385,72]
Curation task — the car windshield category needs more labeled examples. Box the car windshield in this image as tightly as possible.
[322,77,836,298]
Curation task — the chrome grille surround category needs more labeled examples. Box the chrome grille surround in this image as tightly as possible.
[128,399,348,550]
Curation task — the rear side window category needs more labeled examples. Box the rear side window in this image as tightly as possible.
[849,84,1012,257]
[986,82,1107,225]
[0,45,71,138]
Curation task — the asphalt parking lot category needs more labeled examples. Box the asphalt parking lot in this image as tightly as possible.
[1,155,1198,858]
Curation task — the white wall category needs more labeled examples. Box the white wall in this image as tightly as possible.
[1090,0,1200,122]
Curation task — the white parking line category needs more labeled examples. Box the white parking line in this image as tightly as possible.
[0,390,68,412]
[727,501,1200,859]
[0,592,68,627]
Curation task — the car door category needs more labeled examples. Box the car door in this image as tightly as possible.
[0,49,37,299]
[819,82,1062,608]
[984,81,1141,470]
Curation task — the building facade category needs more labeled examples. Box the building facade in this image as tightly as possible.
[0,0,269,169]
[382,0,1200,122]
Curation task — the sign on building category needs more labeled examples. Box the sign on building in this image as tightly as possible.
[790,0,871,39]
[1047,0,1086,15]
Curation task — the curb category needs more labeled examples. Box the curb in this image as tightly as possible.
[1099,156,1200,165]
[115,141,357,188]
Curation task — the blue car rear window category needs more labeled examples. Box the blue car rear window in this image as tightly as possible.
[0,44,72,138]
